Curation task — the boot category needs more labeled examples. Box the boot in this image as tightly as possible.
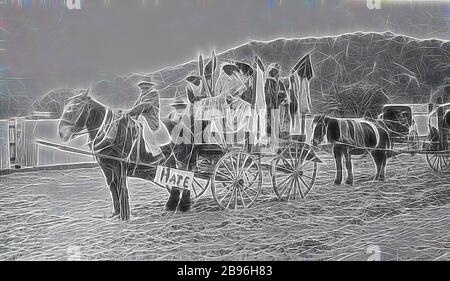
[178,190,191,212]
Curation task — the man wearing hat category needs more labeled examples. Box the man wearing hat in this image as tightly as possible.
[128,82,171,156]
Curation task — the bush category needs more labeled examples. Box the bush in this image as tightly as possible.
[320,82,390,118]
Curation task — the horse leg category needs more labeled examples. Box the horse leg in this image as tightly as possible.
[333,146,343,185]
[178,189,192,212]
[109,180,120,217]
[379,153,387,181]
[344,148,354,185]
[118,162,131,221]
[99,163,120,217]
[166,187,181,211]
[371,151,383,181]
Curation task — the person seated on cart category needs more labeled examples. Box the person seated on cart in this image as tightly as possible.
[127,82,172,158]
[219,58,273,147]
[191,64,254,146]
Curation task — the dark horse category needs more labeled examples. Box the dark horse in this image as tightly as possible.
[58,89,192,220]
[312,115,392,185]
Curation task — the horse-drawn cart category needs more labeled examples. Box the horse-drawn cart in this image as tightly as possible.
[153,138,321,210]
[151,52,322,209]
[36,52,323,216]
[380,101,450,173]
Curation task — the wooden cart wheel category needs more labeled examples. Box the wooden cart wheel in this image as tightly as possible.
[272,143,318,201]
[407,130,420,155]
[211,151,262,210]
[426,153,450,173]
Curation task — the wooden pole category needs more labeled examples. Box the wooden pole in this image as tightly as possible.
[8,122,16,168]
[438,97,448,150]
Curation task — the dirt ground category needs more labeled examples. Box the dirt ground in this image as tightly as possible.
[0,152,448,260]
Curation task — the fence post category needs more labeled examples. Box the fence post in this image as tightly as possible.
[8,121,17,169]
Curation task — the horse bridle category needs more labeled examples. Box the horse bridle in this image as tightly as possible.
[65,97,100,139]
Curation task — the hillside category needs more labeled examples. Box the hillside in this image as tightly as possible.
[138,31,449,117]
[22,32,450,118]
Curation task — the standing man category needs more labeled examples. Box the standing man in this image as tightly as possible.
[128,82,171,156]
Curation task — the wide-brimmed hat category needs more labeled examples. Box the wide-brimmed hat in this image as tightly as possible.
[137,81,155,93]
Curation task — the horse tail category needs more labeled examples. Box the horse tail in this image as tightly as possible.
[367,118,396,157]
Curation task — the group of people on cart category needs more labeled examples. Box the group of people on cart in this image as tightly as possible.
[130,51,314,155]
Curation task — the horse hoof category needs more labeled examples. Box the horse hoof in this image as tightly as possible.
[334,180,342,185]
[119,211,131,221]
[178,190,191,212]
[345,180,353,186]
[109,212,119,218]
[165,205,177,211]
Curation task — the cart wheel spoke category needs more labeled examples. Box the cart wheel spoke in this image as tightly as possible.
[240,154,249,170]
[277,174,294,197]
[297,157,314,171]
[431,155,437,166]
[298,176,311,196]
[225,187,237,209]
[223,157,236,177]
[215,169,234,181]
[288,179,295,200]
[280,157,295,172]
[190,178,209,199]
[218,183,234,203]
[240,186,253,202]
[245,187,259,195]
[297,144,306,167]
[279,177,294,199]
[237,187,247,208]
[288,146,297,171]
[229,154,238,176]
[241,161,256,178]
[275,173,293,187]
[427,153,450,173]
[191,179,200,198]
[284,177,295,200]
[290,176,298,199]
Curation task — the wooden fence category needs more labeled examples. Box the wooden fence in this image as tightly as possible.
[0,118,95,171]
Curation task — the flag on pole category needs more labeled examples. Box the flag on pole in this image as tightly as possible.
[291,52,313,113]
[250,56,268,145]
[289,53,313,135]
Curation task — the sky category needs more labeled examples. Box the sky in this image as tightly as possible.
[0,0,449,102]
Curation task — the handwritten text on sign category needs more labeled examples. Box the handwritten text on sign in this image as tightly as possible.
[155,166,195,189]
